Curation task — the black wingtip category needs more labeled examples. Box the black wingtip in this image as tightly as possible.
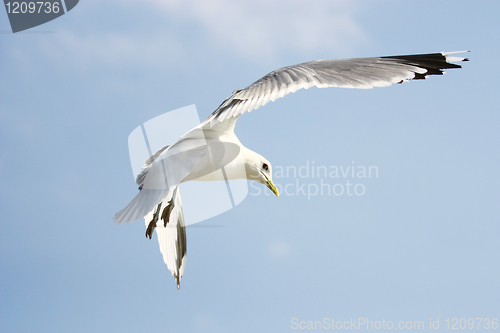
[382,52,468,81]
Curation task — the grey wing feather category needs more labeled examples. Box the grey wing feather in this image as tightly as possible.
[136,144,171,188]
[206,51,469,126]
[115,144,172,224]
[115,137,209,224]
[114,188,169,224]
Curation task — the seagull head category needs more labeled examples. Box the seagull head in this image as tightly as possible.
[244,150,279,197]
[256,161,280,197]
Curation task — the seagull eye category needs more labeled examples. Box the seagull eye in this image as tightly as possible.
[262,163,268,171]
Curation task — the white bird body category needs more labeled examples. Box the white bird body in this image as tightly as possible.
[115,51,469,289]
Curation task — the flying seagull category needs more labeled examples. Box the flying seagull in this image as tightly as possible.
[115,51,469,289]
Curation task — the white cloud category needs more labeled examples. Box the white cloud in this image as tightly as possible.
[6,1,369,74]
[268,241,291,258]
[145,0,368,61]
[194,313,226,333]
[33,29,185,72]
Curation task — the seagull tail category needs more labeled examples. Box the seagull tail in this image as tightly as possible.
[145,186,187,290]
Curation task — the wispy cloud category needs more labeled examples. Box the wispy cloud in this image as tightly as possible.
[148,0,368,61]
[34,29,185,72]
[5,1,368,74]
[268,241,291,258]
[194,313,226,333]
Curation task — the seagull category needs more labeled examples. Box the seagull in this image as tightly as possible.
[115,51,469,289]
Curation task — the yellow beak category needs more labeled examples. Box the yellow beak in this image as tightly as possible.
[266,179,280,197]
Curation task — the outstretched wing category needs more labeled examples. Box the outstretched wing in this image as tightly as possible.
[114,136,209,224]
[144,186,187,290]
[206,51,469,126]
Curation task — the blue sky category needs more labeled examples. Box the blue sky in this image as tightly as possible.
[1,1,499,332]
